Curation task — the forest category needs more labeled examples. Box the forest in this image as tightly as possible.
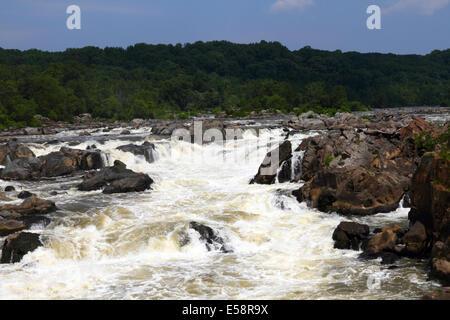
[0,40,449,128]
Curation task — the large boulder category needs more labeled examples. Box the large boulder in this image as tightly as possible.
[39,147,104,177]
[364,230,396,256]
[402,221,429,257]
[77,161,153,194]
[0,157,42,180]
[0,140,35,165]
[293,118,430,215]
[0,147,104,180]
[117,141,157,163]
[332,221,370,250]
[1,232,43,263]
[250,140,292,184]
[0,196,57,216]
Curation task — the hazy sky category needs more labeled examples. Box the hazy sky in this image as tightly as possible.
[1,0,449,54]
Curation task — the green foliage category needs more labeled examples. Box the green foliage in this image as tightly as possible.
[415,127,450,158]
[325,155,334,167]
[0,41,448,128]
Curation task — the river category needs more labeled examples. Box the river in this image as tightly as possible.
[0,125,440,299]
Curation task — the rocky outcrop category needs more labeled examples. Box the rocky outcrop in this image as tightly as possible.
[250,140,292,184]
[117,141,157,163]
[0,147,104,180]
[407,152,450,285]
[39,147,104,177]
[293,117,431,215]
[1,232,43,263]
[0,157,43,180]
[0,196,57,217]
[189,221,231,253]
[0,219,26,237]
[332,221,369,250]
[359,225,406,264]
[0,140,35,165]
[77,161,153,194]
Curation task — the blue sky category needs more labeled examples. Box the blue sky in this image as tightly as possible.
[0,0,449,54]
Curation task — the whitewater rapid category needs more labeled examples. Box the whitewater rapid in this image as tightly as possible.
[0,128,439,299]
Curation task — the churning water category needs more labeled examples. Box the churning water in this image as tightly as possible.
[0,127,439,299]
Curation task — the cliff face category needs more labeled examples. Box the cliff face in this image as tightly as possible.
[408,153,450,285]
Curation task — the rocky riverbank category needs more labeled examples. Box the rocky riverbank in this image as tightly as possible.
[251,109,449,297]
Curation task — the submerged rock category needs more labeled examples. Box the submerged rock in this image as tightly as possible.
[77,162,153,194]
[189,221,231,253]
[18,191,34,199]
[332,221,370,250]
[0,232,43,264]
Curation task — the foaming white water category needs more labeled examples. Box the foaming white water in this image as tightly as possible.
[0,128,437,299]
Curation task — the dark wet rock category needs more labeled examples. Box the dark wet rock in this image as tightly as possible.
[0,140,35,165]
[18,191,34,199]
[0,147,105,180]
[79,130,90,136]
[68,141,81,147]
[77,162,153,194]
[121,129,131,135]
[0,196,56,216]
[250,140,292,184]
[293,117,433,215]
[332,221,370,250]
[19,215,51,229]
[402,221,429,257]
[0,219,26,237]
[117,141,157,163]
[431,259,450,286]
[45,140,61,145]
[421,287,450,300]
[189,221,231,253]
[0,157,43,180]
[39,147,104,177]
[4,186,15,192]
[402,192,412,208]
[86,144,97,150]
[151,121,184,136]
[380,252,400,265]
[360,225,406,262]
[1,232,43,264]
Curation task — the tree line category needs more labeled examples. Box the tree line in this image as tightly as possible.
[0,41,449,128]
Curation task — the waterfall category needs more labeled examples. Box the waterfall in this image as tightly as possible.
[290,150,305,182]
